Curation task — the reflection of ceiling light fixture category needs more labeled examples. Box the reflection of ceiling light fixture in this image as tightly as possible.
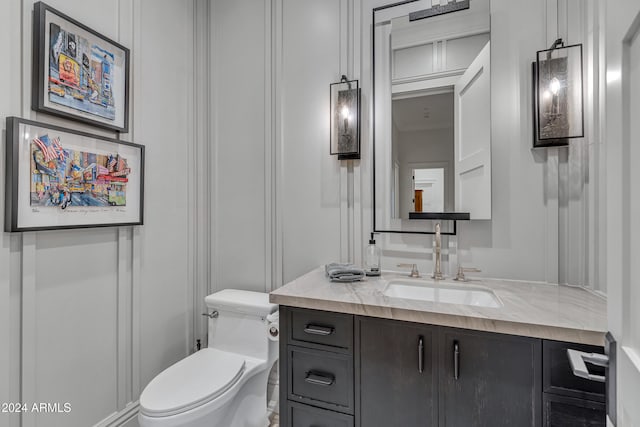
[330,75,360,159]
[409,0,470,21]
[533,38,584,146]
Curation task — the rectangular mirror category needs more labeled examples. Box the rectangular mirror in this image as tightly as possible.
[373,0,492,233]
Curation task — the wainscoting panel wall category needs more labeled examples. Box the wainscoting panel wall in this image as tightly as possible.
[0,1,198,427]
[278,0,350,284]
[210,0,270,295]
[357,0,603,289]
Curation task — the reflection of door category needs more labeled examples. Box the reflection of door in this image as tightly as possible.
[454,41,491,219]
[413,168,445,212]
[392,162,400,218]
[606,1,640,425]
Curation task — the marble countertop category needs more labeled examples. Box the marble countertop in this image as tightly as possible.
[269,267,607,346]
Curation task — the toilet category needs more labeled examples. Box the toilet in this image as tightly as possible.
[138,290,279,427]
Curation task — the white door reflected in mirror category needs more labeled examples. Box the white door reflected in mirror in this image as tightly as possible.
[374,0,492,232]
[413,168,445,213]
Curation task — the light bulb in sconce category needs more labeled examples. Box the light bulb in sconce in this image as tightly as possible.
[341,105,350,133]
[549,77,561,95]
[548,77,561,116]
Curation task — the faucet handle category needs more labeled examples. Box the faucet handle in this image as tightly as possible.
[397,263,420,278]
[454,266,481,282]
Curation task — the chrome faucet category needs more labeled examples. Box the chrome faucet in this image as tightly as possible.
[397,263,420,278]
[432,223,444,280]
[454,266,481,282]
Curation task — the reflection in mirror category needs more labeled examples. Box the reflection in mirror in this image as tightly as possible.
[374,0,492,233]
[392,91,454,219]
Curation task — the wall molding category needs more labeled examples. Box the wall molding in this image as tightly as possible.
[272,0,284,288]
[264,0,275,291]
[94,401,139,427]
[192,0,211,348]
[20,233,36,427]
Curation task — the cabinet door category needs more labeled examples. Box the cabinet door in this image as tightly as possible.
[543,393,605,427]
[359,317,437,427]
[439,328,542,427]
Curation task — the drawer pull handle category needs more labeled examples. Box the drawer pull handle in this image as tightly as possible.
[304,324,334,336]
[418,336,424,373]
[454,341,460,380]
[304,371,335,386]
[567,349,608,383]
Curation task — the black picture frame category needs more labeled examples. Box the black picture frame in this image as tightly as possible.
[4,117,144,232]
[32,1,130,132]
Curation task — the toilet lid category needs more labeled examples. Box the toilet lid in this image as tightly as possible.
[139,348,245,417]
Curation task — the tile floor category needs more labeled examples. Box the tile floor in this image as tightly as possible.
[269,413,279,427]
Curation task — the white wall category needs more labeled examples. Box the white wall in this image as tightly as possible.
[278,0,347,283]
[210,0,352,289]
[210,0,271,294]
[360,0,602,287]
[209,0,602,292]
[0,1,196,426]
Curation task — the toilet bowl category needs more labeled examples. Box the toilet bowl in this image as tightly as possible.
[139,290,278,427]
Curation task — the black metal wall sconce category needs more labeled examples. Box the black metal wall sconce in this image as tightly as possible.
[532,39,584,148]
[330,75,360,160]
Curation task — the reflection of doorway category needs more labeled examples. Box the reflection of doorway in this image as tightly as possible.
[413,167,445,212]
[404,161,451,217]
[392,90,455,219]
[392,161,400,218]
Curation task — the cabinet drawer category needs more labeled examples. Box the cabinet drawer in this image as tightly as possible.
[290,308,353,351]
[289,401,354,427]
[543,393,606,427]
[543,340,605,402]
[288,346,354,414]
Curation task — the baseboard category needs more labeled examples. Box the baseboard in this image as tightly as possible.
[94,401,139,427]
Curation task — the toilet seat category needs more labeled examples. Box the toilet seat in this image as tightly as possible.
[140,348,245,418]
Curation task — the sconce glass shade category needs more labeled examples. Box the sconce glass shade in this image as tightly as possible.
[535,43,584,141]
[330,77,360,158]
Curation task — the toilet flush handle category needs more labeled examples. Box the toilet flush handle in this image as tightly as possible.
[202,311,219,319]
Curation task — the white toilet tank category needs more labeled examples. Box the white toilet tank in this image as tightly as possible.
[205,290,278,361]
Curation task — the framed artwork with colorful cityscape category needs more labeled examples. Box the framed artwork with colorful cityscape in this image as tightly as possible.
[4,117,144,232]
[32,2,130,132]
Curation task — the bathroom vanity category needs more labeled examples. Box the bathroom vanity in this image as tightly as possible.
[270,268,607,427]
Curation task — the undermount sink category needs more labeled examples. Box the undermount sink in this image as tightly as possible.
[383,279,503,308]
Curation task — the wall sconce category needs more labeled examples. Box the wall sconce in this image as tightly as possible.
[330,75,360,159]
[533,39,584,147]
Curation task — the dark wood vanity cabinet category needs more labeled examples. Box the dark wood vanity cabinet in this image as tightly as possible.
[279,307,605,427]
[438,327,541,427]
[359,321,541,427]
[280,307,355,427]
[359,317,437,426]
[542,340,606,427]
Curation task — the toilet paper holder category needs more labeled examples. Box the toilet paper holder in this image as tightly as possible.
[202,311,219,319]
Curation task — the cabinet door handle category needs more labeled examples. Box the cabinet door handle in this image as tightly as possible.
[454,341,460,380]
[567,349,608,383]
[304,371,335,386]
[304,324,334,336]
[418,336,425,373]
